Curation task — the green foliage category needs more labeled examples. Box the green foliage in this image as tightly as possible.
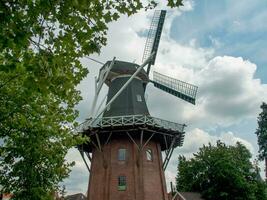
[167,0,184,8]
[176,141,267,200]
[255,102,267,160]
[0,0,184,199]
[0,67,84,199]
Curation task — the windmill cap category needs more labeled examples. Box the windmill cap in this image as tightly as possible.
[100,60,149,86]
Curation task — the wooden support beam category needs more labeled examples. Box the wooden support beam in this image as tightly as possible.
[78,149,91,172]
[126,132,141,151]
[105,132,113,145]
[142,132,155,150]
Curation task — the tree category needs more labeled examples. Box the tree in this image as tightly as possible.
[255,102,267,178]
[0,0,183,199]
[176,141,267,200]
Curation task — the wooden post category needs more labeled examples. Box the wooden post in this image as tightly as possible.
[170,182,174,196]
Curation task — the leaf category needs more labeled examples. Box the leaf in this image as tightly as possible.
[167,0,184,8]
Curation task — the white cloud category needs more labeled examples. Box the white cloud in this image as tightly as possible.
[181,128,254,154]
[157,37,214,70]
[62,149,89,195]
[147,54,267,128]
[194,56,267,126]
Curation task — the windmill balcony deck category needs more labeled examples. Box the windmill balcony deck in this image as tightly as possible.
[78,115,185,132]
[77,115,186,152]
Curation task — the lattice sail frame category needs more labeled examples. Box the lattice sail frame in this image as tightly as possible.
[152,71,198,104]
[142,10,166,65]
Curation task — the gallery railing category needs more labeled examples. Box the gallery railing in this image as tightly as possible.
[77,115,185,133]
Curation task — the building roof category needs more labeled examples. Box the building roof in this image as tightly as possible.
[100,60,149,86]
[179,192,204,200]
[65,193,86,200]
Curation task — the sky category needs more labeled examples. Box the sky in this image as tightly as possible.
[63,0,267,195]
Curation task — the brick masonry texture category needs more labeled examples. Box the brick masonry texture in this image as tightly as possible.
[87,137,169,200]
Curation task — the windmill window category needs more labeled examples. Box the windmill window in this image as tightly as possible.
[118,176,127,191]
[118,148,126,161]
[146,149,153,161]
[137,94,142,102]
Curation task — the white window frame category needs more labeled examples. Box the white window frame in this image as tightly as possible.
[118,175,127,191]
[118,148,126,161]
[146,149,153,161]
[136,94,142,102]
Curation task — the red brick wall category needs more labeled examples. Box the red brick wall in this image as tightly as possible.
[87,137,168,200]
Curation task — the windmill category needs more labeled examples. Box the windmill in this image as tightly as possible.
[78,10,198,200]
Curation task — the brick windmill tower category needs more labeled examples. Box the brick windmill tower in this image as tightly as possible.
[78,10,198,200]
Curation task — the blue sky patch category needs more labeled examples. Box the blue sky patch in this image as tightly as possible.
[170,0,267,82]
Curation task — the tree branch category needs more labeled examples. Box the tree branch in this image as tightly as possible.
[0,74,20,90]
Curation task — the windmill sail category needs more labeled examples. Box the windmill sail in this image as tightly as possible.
[142,10,166,74]
[152,71,198,104]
